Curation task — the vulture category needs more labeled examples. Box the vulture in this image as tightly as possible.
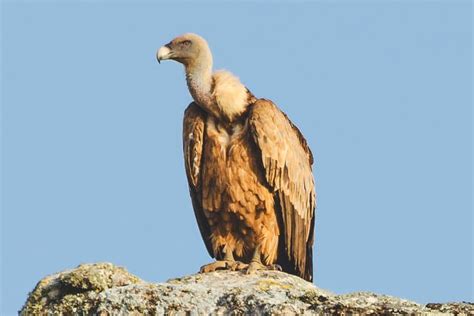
[157,33,316,281]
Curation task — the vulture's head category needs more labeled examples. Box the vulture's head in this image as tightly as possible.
[157,33,212,68]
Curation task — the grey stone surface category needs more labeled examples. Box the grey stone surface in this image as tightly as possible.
[20,262,473,315]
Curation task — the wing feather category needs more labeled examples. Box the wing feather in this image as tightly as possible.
[248,99,316,281]
[183,102,213,257]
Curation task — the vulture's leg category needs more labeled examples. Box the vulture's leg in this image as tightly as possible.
[199,246,247,273]
[246,244,282,274]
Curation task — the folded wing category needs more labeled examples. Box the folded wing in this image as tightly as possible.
[183,102,213,257]
[248,99,316,281]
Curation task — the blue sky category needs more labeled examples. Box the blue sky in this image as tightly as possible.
[1,1,472,314]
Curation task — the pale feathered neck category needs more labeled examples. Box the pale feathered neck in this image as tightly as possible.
[185,63,213,107]
[185,49,252,122]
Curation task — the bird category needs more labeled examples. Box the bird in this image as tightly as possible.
[157,33,316,281]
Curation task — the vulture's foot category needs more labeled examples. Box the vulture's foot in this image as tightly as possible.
[199,260,248,273]
[228,261,249,271]
[246,261,282,274]
[245,244,282,274]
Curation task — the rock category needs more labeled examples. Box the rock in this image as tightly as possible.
[20,263,143,315]
[20,262,473,315]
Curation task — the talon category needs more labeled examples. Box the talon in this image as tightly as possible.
[270,264,282,271]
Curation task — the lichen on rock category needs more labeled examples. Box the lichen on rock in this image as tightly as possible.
[20,262,143,315]
[20,262,473,315]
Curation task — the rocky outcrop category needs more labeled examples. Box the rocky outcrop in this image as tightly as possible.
[21,262,472,315]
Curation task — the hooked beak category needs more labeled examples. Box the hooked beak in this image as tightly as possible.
[157,45,172,64]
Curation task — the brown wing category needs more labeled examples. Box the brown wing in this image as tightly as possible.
[248,99,316,281]
[183,102,213,257]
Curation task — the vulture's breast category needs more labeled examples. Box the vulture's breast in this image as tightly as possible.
[201,116,274,216]
[201,116,279,262]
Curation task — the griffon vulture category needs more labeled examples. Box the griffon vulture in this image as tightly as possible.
[157,33,316,281]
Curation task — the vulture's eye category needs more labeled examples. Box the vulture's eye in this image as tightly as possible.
[179,40,192,48]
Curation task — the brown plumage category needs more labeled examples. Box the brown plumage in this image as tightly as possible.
[158,33,316,281]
